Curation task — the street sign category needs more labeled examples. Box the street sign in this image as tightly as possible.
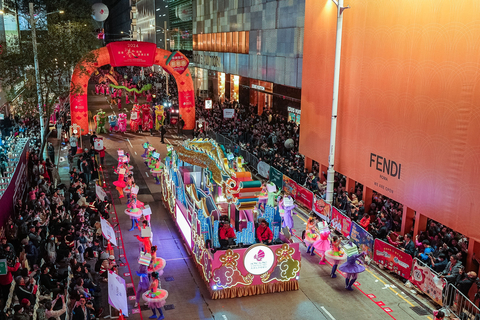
[0,259,7,275]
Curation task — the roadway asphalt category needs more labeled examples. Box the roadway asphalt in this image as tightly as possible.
[83,91,437,320]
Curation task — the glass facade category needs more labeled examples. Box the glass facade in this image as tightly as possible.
[168,0,193,51]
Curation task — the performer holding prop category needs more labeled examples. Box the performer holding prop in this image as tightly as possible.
[148,246,166,275]
[313,221,331,264]
[325,235,347,278]
[304,214,319,256]
[125,185,144,231]
[143,272,168,320]
[338,244,366,291]
[135,264,150,308]
[266,182,281,207]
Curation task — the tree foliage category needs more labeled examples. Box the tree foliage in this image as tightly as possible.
[0,0,101,119]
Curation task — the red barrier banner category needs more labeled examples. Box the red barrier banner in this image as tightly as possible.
[296,184,314,210]
[411,259,446,305]
[107,42,157,67]
[282,175,298,198]
[313,196,331,221]
[330,207,352,238]
[373,239,413,278]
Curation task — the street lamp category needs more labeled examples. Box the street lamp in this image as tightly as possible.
[0,5,64,146]
[326,0,349,205]
[29,3,64,146]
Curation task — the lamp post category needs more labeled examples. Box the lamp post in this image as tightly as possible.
[326,0,349,205]
[28,3,64,147]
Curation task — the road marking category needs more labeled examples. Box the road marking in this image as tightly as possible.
[222,315,228,320]
[145,172,149,177]
[134,151,137,155]
[126,138,133,148]
[320,306,335,320]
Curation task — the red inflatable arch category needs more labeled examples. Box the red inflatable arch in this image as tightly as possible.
[70,41,195,134]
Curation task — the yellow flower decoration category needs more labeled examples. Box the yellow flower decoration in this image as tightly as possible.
[219,249,240,268]
[275,244,295,263]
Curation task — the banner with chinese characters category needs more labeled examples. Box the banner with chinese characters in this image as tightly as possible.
[330,207,352,238]
[373,239,413,278]
[166,51,190,75]
[349,222,374,259]
[411,259,446,305]
[107,42,156,67]
[313,196,331,221]
[295,184,314,210]
[282,175,298,198]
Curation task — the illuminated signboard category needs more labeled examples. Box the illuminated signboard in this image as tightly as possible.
[176,204,192,247]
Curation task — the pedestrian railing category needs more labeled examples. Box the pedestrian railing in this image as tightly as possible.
[442,282,480,319]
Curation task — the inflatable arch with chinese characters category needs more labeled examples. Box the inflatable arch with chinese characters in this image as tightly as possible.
[70,41,194,134]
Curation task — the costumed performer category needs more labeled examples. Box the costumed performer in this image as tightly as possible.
[266,182,281,207]
[135,264,150,308]
[118,113,127,133]
[123,174,133,202]
[325,235,347,278]
[305,213,319,256]
[148,246,166,275]
[113,166,126,199]
[280,195,296,234]
[313,221,331,263]
[142,272,168,320]
[150,157,163,185]
[338,245,366,291]
[126,185,144,231]
[142,142,151,158]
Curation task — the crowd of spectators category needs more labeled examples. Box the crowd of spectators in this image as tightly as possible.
[194,99,326,193]
[0,129,114,320]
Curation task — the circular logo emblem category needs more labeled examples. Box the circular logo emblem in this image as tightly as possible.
[243,244,275,275]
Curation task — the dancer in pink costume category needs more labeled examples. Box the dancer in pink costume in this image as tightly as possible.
[118,113,127,133]
[313,221,331,264]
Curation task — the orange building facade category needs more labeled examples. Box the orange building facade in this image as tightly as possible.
[300,0,480,269]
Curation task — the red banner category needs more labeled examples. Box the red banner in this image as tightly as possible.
[410,259,446,305]
[373,239,413,278]
[330,207,352,238]
[295,184,314,210]
[313,196,331,221]
[282,175,298,198]
[107,42,157,67]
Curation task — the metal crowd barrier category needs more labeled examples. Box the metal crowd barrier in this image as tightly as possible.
[442,282,480,319]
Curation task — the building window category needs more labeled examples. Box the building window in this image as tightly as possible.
[193,31,249,54]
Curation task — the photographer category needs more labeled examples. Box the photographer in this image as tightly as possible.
[430,253,448,273]
[45,294,66,320]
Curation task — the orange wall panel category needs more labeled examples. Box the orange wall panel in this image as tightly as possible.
[300,0,480,240]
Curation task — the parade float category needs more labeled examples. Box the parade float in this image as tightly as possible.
[160,139,301,299]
